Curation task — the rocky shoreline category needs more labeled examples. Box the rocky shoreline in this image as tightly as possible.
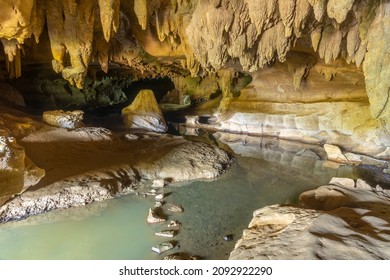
[0,140,232,223]
[230,178,390,260]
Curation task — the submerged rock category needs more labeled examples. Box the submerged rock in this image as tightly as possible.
[122,90,168,133]
[166,203,183,213]
[230,179,390,260]
[163,253,200,260]
[43,110,84,130]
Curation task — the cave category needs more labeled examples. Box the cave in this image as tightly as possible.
[0,0,390,261]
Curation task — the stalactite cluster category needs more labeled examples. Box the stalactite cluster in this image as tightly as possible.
[0,0,389,122]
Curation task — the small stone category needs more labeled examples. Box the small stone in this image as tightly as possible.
[163,253,200,260]
[152,179,165,188]
[147,208,166,224]
[152,242,174,254]
[155,230,176,238]
[329,177,355,189]
[356,179,372,191]
[324,144,348,163]
[124,134,139,141]
[155,201,163,208]
[167,203,184,213]
[167,220,181,228]
[376,185,384,192]
[223,234,233,241]
[155,194,164,201]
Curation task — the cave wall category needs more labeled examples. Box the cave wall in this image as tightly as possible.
[0,0,389,154]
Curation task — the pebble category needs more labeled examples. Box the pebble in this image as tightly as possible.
[163,253,200,260]
[146,208,166,224]
[152,242,174,254]
[223,234,233,241]
[155,230,176,238]
[167,203,184,213]
[155,194,164,201]
[167,220,181,228]
[154,201,163,208]
[152,179,165,188]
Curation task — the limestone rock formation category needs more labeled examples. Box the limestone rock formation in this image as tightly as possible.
[122,89,168,133]
[43,110,84,130]
[0,136,45,198]
[136,141,233,182]
[230,178,390,260]
[0,136,231,222]
[0,1,389,159]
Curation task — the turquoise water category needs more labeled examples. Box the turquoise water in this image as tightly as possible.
[0,197,160,260]
[0,143,359,259]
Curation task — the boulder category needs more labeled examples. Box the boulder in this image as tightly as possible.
[122,90,168,133]
[0,136,45,198]
[230,180,390,260]
[43,110,84,129]
[146,208,166,224]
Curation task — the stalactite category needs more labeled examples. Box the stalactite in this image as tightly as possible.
[294,0,311,37]
[318,25,342,64]
[245,0,278,36]
[311,26,323,52]
[0,38,22,78]
[98,0,120,42]
[279,0,296,38]
[327,0,355,24]
[134,0,148,30]
[308,0,327,22]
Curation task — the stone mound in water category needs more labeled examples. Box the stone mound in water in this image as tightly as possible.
[230,178,390,260]
[122,90,168,133]
[0,139,232,223]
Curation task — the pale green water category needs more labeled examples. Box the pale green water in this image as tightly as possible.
[0,147,359,260]
[0,196,161,260]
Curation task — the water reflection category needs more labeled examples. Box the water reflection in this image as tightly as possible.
[0,133,362,260]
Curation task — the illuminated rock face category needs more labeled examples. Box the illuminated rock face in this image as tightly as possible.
[0,0,389,153]
[230,179,390,260]
[122,89,168,133]
[0,136,45,198]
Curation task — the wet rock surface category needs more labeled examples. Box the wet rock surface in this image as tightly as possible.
[230,178,390,260]
[122,90,168,133]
